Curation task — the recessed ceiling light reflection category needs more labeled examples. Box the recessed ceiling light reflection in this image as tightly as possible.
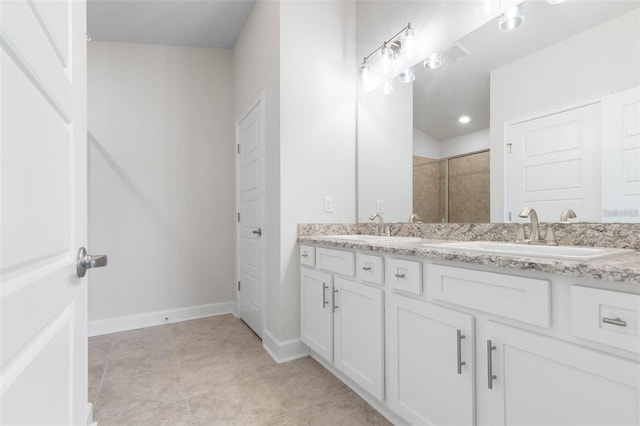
[459,115,471,124]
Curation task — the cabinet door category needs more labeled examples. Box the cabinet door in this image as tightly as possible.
[334,277,384,400]
[483,322,640,426]
[300,268,333,361]
[387,292,475,425]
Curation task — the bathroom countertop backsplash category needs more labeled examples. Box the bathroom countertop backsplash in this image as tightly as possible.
[298,223,640,284]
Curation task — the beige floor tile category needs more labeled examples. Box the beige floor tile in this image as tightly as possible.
[88,363,106,404]
[96,399,190,426]
[95,370,185,421]
[89,315,390,425]
[103,346,179,381]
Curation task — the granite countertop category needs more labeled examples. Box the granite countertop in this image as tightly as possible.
[298,235,640,284]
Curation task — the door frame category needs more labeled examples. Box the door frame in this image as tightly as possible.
[235,93,267,337]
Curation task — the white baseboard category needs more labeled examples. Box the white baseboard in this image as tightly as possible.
[262,329,309,363]
[88,301,235,337]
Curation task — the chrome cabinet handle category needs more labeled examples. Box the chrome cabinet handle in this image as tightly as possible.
[322,283,329,308]
[487,340,497,389]
[333,288,339,312]
[457,330,466,375]
[394,273,406,279]
[362,266,372,271]
[252,228,262,236]
[76,247,108,278]
[602,317,627,327]
[301,253,309,258]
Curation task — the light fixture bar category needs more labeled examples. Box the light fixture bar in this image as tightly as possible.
[362,23,412,64]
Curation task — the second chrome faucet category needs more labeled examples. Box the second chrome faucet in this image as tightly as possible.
[517,207,558,246]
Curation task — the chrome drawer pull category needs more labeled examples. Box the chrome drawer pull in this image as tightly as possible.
[456,330,466,375]
[322,283,329,308]
[487,340,497,389]
[301,253,309,258]
[394,273,406,279]
[362,266,372,271]
[602,317,627,327]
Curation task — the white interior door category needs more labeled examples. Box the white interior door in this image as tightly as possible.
[236,99,264,337]
[1,0,89,424]
[506,103,601,222]
[601,87,640,222]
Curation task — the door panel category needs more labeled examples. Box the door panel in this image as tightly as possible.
[237,100,264,337]
[601,87,640,222]
[507,103,601,222]
[1,0,88,424]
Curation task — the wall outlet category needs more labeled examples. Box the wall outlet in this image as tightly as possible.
[376,199,384,214]
[324,196,333,213]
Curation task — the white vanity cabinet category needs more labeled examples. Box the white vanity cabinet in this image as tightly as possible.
[482,321,640,426]
[386,292,475,425]
[299,241,640,426]
[334,277,384,400]
[300,268,333,361]
[300,247,385,400]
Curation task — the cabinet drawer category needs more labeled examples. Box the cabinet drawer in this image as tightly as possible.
[571,286,639,354]
[300,245,315,266]
[316,247,355,277]
[425,264,550,327]
[356,253,384,285]
[385,258,422,295]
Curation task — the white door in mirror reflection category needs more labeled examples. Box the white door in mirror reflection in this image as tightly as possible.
[507,103,601,223]
[601,87,640,223]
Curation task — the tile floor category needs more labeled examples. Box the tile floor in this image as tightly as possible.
[89,314,391,425]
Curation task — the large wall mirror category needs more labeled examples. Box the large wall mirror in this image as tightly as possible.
[357,0,640,224]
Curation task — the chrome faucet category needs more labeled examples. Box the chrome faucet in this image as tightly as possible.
[560,209,577,222]
[518,207,544,244]
[409,213,422,224]
[369,213,386,236]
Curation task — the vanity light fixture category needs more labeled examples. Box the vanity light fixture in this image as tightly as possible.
[398,67,416,83]
[459,115,471,124]
[423,52,443,70]
[360,23,415,83]
[499,3,525,32]
[382,79,395,95]
[546,0,567,3]
[402,24,417,60]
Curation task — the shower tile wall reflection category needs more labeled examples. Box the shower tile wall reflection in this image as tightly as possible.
[413,151,489,223]
[449,151,490,223]
[413,156,446,222]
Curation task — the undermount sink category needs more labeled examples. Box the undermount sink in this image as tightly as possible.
[318,235,421,244]
[422,241,634,261]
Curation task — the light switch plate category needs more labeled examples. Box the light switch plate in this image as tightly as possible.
[324,196,333,213]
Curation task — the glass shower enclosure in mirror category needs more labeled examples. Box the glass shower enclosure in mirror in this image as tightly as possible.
[356,0,640,224]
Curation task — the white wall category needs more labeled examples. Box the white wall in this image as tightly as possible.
[358,82,413,222]
[413,128,489,160]
[232,0,356,357]
[439,128,489,159]
[88,42,235,331]
[279,0,357,341]
[413,127,440,159]
[490,9,640,222]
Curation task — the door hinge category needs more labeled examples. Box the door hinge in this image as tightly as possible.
[237,281,241,291]
[237,144,240,154]
[237,212,240,222]
[506,142,512,154]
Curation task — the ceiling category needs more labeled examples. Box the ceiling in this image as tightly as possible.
[87,0,256,48]
[413,0,640,141]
